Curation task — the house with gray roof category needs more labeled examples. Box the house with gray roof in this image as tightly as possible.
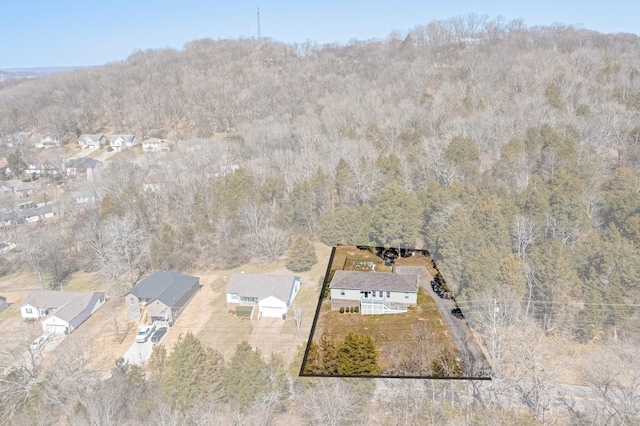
[126,271,200,324]
[110,134,138,151]
[226,273,301,319]
[329,270,418,314]
[65,158,103,180]
[20,290,106,334]
[78,134,107,149]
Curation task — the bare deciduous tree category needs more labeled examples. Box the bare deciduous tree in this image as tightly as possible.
[253,227,289,263]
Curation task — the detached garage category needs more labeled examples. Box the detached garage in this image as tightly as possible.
[226,274,301,319]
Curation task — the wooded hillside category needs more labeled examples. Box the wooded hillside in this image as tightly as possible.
[1,15,640,424]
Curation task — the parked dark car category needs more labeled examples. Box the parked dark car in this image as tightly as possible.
[451,308,464,319]
[150,327,167,343]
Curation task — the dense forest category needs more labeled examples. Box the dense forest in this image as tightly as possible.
[1,14,640,424]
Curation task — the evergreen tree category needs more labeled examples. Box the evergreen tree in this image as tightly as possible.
[7,148,27,178]
[370,182,422,248]
[336,333,380,376]
[286,234,317,272]
[319,207,361,246]
[376,153,403,184]
[602,167,640,230]
[160,332,211,409]
[147,343,168,384]
[224,341,269,409]
[444,137,480,181]
[498,254,527,297]
[334,158,354,205]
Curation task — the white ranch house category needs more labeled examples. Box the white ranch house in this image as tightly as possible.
[20,290,106,334]
[329,270,418,314]
[226,273,301,319]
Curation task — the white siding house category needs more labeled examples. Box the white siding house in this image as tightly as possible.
[142,138,172,152]
[226,274,301,319]
[329,270,418,314]
[20,290,106,334]
[78,134,107,149]
[110,134,138,151]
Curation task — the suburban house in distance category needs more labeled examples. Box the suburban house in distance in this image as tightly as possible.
[226,273,301,319]
[20,290,107,334]
[142,138,172,152]
[35,136,61,149]
[329,270,419,314]
[65,158,103,180]
[78,134,107,149]
[126,271,200,324]
[110,134,139,151]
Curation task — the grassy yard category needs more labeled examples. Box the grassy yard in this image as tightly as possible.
[313,287,458,375]
[63,271,104,292]
[306,246,460,376]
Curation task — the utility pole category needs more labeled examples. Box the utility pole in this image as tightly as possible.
[257,6,261,39]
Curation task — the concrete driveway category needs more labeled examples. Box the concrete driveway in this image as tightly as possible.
[248,317,294,357]
[122,325,168,366]
[122,337,155,366]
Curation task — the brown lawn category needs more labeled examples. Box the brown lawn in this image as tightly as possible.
[313,287,456,373]
[0,242,334,371]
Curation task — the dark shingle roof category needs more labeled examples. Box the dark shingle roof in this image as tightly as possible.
[329,270,418,292]
[129,271,199,308]
[66,158,102,170]
[226,273,299,303]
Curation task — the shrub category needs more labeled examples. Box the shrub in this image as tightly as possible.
[354,306,359,313]
[340,307,345,313]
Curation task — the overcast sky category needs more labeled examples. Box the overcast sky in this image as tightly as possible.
[1,0,638,68]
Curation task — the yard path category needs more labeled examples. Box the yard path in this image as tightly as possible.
[395,265,491,377]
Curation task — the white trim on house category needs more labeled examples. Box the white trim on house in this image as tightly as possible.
[226,274,301,319]
[329,270,418,315]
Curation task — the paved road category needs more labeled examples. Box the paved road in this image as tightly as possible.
[395,265,491,377]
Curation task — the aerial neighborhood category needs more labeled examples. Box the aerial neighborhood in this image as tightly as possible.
[0,130,238,229]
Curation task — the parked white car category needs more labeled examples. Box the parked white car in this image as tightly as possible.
[135,324,156,343]
[30,335,48,351]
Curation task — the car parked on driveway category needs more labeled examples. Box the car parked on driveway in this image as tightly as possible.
[150,327,167,343]
[30,335,48,351]
[135,324,156,343]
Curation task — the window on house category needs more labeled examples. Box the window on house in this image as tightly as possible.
[340,290,345,296]
[405,293,409,299]
[387,291,391,297]
[379,291,384,297]
[26,308,32,314]
[129,298,135,305]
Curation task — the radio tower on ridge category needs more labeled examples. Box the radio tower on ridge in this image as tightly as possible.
[257,6,261,39]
